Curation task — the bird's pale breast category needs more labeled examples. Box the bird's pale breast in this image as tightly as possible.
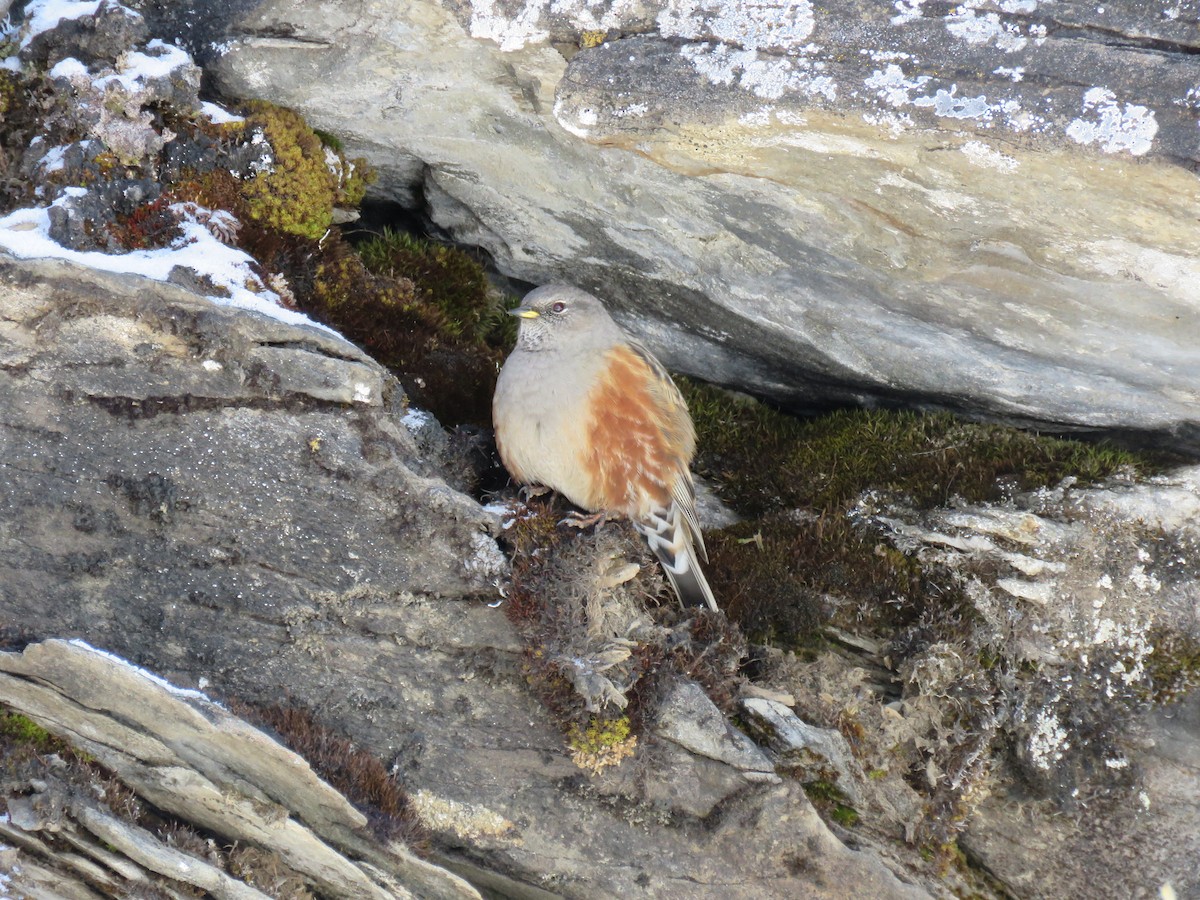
[493,343,692,519]
[493,346,605,509]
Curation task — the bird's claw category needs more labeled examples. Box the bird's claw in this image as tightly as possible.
[559,510,608,530]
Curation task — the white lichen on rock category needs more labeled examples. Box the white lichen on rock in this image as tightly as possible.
[961,139,1019,171]
[1027,706,1070,769]
[657,0,816,52]
[1065,87,1158,156]
[945,6,1028,52]
[680,41,835,101]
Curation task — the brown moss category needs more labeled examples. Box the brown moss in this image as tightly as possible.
[227,699,429,852]
[107,195,182,250]
[1145,628,1200,705]
[499,497,748,742]
[226,844,316,898]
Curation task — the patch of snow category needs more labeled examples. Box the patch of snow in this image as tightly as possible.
[35,144,70,174]
[0,193,336,335]
[47,56,88,79]
[67,638,213,701]
[95,39,193,93]
[199,101,243,125]
[19,0,120,49]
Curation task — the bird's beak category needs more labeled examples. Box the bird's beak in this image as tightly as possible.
[509,307,540,319]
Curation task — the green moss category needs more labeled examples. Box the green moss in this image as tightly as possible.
[705,513,971,649]
[238,102,372,240]
[356,229,512,345]
[568,716,639,775]
[802,780,859,827]
[681,379,1161,517]
[0,709,57,750]
[311,128,344,152]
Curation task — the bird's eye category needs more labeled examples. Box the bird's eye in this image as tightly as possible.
[551,301,566,313]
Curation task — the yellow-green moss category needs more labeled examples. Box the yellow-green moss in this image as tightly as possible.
[0,70,51,212]
[238,101,372,240]
[0,709,57,750]
[567,715,638,774]
[0,70,19,117]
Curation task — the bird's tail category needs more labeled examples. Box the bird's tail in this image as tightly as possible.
[635,503,719,611]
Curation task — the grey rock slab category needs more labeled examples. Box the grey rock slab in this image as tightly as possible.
[654,679,779,779]
[166,0,1200,445]
[73,803,275,900]
[859,466,1200,895]
[0,254,505,635]
[741,697,864,807]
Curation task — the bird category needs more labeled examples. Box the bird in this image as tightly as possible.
[492,284,718,612]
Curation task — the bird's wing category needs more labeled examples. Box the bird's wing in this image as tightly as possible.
[625,341,705,558]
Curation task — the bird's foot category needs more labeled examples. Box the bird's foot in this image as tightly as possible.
[559,510,608,530]
[519,484,552,501]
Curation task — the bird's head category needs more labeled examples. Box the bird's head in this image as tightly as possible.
[508,284,621,352]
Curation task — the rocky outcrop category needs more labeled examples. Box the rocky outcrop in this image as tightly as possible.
[3,4,1199,898]
[0,255,930,897]
[148,0,1200,444]
[0,638,478,899]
